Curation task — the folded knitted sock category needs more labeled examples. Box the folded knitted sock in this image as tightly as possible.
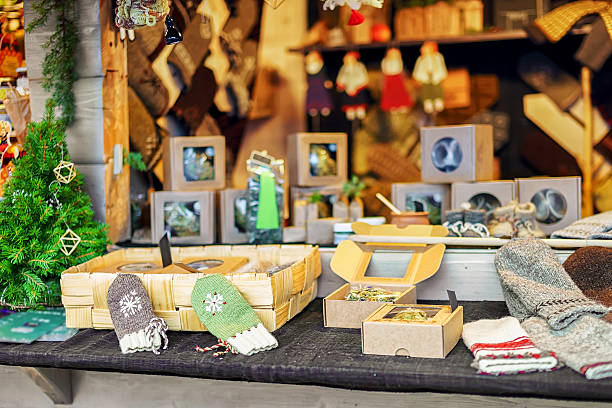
[495,238,609,328]
[551,210,612,240]
[495,239,612,380]
[563,246,612,309]
[107,274,169,354]
[191,274,278,356]
[462,316,560,375]
[522,315,612,380]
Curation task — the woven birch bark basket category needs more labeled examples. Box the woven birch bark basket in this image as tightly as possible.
[60,245,321,332]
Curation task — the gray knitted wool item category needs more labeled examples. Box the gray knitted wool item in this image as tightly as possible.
[107,274,169,354]
[551,210,612,239]
[495,238,612,380]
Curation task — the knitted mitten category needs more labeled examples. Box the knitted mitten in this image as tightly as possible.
[495,238,609,328]
[107,274,169,354]
[521,315,612,380]
[495,239,612,380]
[191,274,278,356]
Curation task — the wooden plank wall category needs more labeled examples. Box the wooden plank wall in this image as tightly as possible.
[24,0,130,243]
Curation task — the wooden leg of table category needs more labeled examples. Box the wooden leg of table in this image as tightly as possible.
[581,66,594,216]
[19,367,73,405]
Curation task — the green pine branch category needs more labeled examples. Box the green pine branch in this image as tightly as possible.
[27,0,78,126]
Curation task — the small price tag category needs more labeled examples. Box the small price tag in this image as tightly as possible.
[447,290,458,312]
[159,232,172,267]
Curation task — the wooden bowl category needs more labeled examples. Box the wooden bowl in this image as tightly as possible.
[390,212,430,228]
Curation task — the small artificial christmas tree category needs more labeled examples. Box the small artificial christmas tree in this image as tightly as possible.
[0,103,109,308]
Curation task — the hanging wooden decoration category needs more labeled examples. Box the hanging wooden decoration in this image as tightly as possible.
[59,228,81,256]
[53,160,76,184]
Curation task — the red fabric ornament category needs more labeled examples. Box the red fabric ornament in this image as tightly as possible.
[347,9,365,26]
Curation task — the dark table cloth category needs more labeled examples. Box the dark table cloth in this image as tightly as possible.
[0,300,611,401]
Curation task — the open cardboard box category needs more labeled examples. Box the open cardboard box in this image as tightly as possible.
[324,224,447,328]
[362,304,463,358]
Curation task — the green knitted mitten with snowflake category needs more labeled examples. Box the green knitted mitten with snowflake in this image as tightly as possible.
[191,274,278,356]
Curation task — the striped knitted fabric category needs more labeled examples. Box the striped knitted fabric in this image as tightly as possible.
[551,210,612,240]
[191,274,278,356]
[495,239,612,380]
[462,316,560,375]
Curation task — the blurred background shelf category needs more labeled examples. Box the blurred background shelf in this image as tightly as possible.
[288,27,590,53]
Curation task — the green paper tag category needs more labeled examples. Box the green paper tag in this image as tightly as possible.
[256,170,280,229]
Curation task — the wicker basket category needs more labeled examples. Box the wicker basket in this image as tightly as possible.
[60,245,321,332]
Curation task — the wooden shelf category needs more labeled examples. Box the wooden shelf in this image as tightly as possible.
[288,27,590,53]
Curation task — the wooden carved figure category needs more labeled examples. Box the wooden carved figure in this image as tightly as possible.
[380,47,414,112]
[305,50,334,117]
[413,41,447,114]
[336,51,369,120]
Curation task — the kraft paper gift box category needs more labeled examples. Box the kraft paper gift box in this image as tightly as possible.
[451,180,516,213]
[219,188,248,244]
[392,182,450,224]
[324,223,448,329]
[288,133,348,187]
[515,176,581,235]
[151,191,215,244]
[420,125,493,183]
[361,303,463,358]
[163,136,225,191]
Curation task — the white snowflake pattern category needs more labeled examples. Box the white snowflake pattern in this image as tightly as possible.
[119,290,142,317]
[203,292,225,315]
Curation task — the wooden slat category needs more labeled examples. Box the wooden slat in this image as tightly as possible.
[20,367,72,405]
[178,308,207,331]
[350,235,612,249]
[65,307,92,328]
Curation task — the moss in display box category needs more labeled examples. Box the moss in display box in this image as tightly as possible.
[324,223,448,329]
[151,191,215,244]
[362,304,463,358]
[163,136,225,191]
[60,245,321,332]
[288,133,348,187]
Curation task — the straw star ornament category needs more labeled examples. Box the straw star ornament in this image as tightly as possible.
[54,160,76,184]
[59,228,81,256]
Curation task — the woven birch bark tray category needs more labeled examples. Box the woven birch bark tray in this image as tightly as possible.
[60,245,321,332]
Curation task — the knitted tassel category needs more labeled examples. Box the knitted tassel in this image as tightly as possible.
[145,317,169,355]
